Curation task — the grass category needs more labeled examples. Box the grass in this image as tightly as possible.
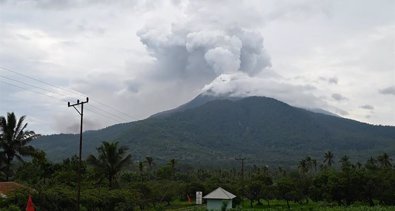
[162,200,395,211]
[232,207,395,211]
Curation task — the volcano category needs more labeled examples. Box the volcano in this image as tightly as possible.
[34,95,395,166]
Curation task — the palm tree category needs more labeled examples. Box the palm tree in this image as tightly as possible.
[365,157,377,169]
[138,161,144,182]
[277,167,286,176]
[356,162,362,169]
[145,156,154,169]
[305,156,316,173]
[323,151,334,167]
[145,156,154,180]
[340,155,351,171]
[0,112,39,180]
[169,159,176,178]
[138,161,144,173]
[312,159,317,172]
[377,153,392,169]
[87,141,131,189]
[298,159,308,175]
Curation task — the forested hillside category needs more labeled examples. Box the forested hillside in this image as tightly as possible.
[34,96,395,166]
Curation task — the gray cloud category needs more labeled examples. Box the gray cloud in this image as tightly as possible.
[328,77,338,84]
[0,0,142,10]
[334,108,349,116]
[54,113,104,134]
[319,76,338,84]
[360,104,374,110]
[332,93,348,101]
[201,72,327,110]
[379,86,395,96]
[126,81,140,93]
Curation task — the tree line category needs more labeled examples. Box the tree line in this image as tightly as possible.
[0,112,394,211]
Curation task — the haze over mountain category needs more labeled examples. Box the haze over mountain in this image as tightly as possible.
[34,95,395,166]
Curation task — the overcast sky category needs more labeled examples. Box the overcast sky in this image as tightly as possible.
[0,0,394,134]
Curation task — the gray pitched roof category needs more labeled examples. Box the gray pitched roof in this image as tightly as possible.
[203,187,236,199]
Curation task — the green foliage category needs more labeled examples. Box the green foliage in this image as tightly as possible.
[87,141,132,189]
[0,112,40,180]
[0,151,394,210]
[4,205,21,211]
[1,112,395,210]
[33,96,395,167]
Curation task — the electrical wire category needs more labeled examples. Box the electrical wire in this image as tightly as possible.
[0,77,128,124]
[0,65,135,120]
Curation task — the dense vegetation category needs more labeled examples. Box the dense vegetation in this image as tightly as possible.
[34,96,395,167]
[2,146,395,210]
[1,111,395,210]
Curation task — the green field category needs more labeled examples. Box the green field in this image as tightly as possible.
[162,200,395,211]
[165,205,395,211]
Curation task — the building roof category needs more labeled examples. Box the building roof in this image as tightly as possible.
[203,187,236,199]
[0,182,29,197]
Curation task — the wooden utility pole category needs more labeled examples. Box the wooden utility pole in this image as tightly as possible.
[68,97,89,211]
[236,157,246,181]
[236,157,246,206]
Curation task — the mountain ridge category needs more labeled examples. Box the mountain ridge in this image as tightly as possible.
[33,95,395,166]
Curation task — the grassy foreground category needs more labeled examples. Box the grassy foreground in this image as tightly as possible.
[163,200,395,211]
[167,206,395,211]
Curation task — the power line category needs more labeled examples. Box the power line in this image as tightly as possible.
[0,65,75,92]
[88,104,129,122]
[0,79,61,100]
[0,78,127,124]
[0,67,131,122]
[0,65,84,98]
[0,65,135,120]
[90,99,133,119]
[0,74,81,105]
[85,106,125,123]
[0,75,58,95]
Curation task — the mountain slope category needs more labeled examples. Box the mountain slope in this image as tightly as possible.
[34,96,395,166]
[150,94,240,118]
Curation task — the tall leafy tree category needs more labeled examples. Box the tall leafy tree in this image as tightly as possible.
[87,141,131,189]
[340,155,352,172]
[169,158,176,178]
[138,161,144,182]
[298,159,308,175]
[0,112,39,180]
[323,151,334,167]
[145,156,154,180]
[145,156,154,169]
[377,153,392,169]
[365,157,378,170]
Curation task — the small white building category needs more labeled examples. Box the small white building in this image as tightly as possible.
[203,187,236,210]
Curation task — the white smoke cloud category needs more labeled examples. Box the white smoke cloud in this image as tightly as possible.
[138,24,271,84]
[201,72,328,109]
[136,2,336,115]
[204,47,240,74]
